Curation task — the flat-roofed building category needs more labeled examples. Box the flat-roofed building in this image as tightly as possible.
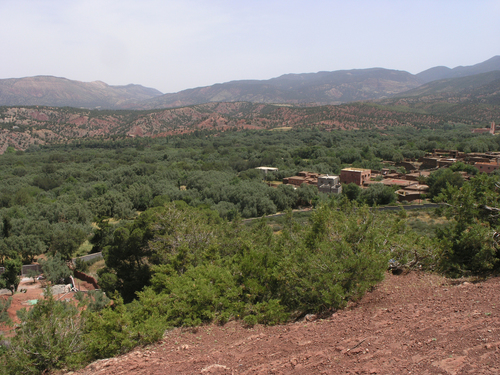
[475,161,500,174]
[317,174,342,194]
[283,171,319,187]
[340,168,371,186]
[396,184,429,202]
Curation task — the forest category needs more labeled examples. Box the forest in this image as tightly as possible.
[1,122,500,374]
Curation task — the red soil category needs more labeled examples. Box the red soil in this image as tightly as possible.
[73,272,500,374]
[0,277,95,336]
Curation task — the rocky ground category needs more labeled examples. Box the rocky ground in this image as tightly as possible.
[71,271,500,375]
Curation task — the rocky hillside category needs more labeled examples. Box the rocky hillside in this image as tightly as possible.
[0,76,163,109]
[0,102,454,153]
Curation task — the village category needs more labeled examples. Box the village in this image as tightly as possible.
[275,148,500,202]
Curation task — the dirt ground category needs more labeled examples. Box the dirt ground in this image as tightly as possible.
[71,271,500,375]
[0,277,95,336]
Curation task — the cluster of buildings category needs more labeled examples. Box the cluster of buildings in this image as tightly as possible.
[283,172,342,194]
[280,168,429,202]
[337,168,430,202]
[259,147,500,204]
[416,149,500,174]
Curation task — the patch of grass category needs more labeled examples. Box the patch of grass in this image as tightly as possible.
[87,259,105,278]
[405,210,450,238]
[74,240,93,258]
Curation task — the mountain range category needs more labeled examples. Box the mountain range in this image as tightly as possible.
[1,56,499,110]
[1,56,500,153]
[0,76,163,109]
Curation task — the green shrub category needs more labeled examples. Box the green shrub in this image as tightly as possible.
[74,257,89,273]
[1,259,21,295]
[0,297,11,325]
[40,254,72,284]
[2,291,85,374]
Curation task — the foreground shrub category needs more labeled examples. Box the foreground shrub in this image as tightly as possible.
[82,294,164,360]
[2,291,85,375]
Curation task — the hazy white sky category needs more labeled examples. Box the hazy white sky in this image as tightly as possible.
[1,0,499,93]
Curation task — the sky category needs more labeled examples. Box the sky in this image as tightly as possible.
[1,0,499,94]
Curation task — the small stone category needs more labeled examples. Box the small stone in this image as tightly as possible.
[305,314,317,322]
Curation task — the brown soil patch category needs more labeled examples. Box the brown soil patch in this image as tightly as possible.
[73,272,500,374]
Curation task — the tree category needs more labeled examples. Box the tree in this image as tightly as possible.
[427,168,463,198]
[0,297,11,325]
[435,182,500,276]
[4,234,45,264]
[343,183,361,201]
[74,289,110,312]
[48,223,87,260]
[1,258,21,295]
[40,254,72,284]
[26,268,40,283]
[89,218,114,254]
[100,203,223,302]
[359,183,396,206]
[2,217,11,238]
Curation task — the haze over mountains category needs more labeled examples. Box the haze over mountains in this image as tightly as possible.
[0,76,163,109]
[1,56,499,110]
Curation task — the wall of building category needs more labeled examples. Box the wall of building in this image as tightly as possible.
[340,169,371,186]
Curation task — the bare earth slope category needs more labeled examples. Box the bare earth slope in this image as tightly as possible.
[73,272,500,375]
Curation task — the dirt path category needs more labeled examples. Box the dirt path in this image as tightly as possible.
[73,272,500,374]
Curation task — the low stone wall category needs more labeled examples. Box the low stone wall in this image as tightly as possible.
[72,252,103,265]
[0,263,43,276]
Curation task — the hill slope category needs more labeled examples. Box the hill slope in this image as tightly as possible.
[416,55,500,83]
[401,70,500,100]
[73,272,500,375]
[377,71,500,120]
[0,102,455,153]
[0,76,163,109]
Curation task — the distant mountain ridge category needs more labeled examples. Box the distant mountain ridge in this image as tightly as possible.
[375,70,500,122]
[395,70,500,101]
[138,68,423,109]
[0,56,499,109]
[0,76,163,109]
[135,56,500,109]
[416,56,500,83]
